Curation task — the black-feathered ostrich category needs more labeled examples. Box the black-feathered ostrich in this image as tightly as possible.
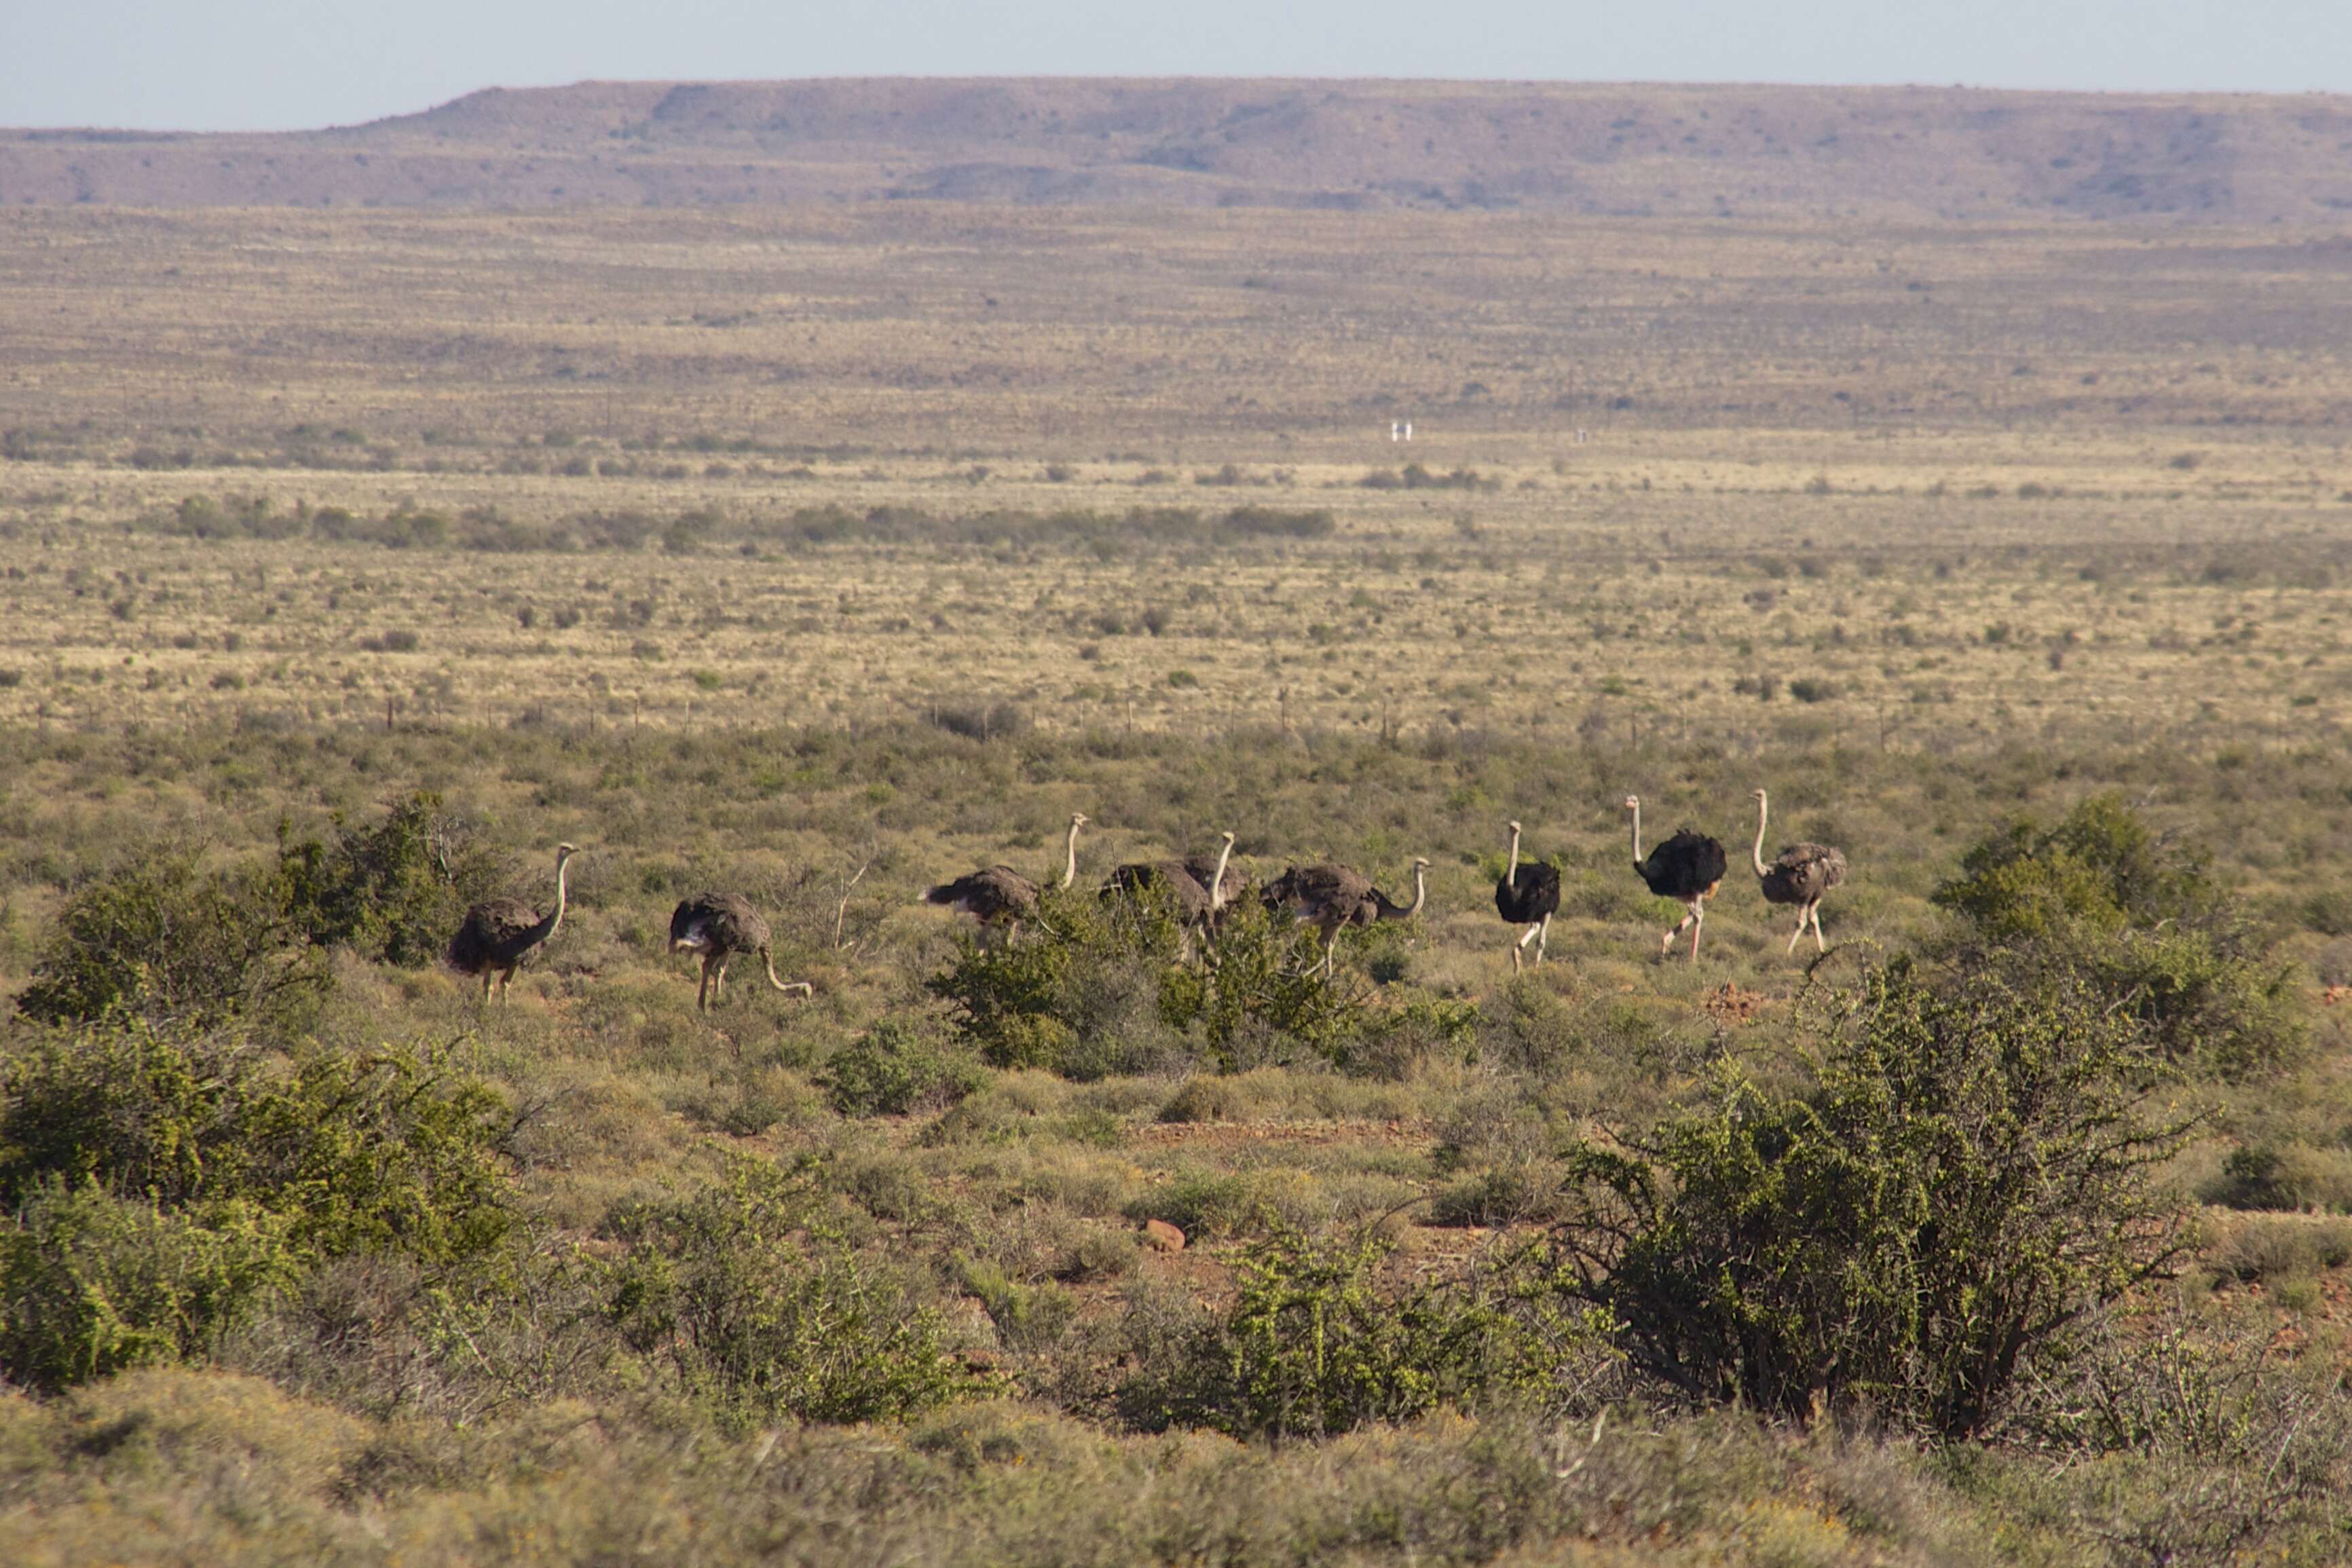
[1103,832,1238,939]
[1263,857,1429,978]
[1624,796,1727,960]
[669,891,815,1010]
[446,843,578,1004]
[1750,789,1848,954]
[1494,819,1562,971]
[924,813,1087,943]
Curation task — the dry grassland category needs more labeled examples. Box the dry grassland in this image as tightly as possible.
[3,206,2352,743]
[5,197,2352,1566]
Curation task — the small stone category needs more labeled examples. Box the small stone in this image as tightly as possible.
[1142,1218,1187,1252]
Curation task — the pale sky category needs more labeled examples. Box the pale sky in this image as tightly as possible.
[3,0,2348,132]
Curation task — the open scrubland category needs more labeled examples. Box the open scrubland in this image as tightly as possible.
[5,159,2352,1564]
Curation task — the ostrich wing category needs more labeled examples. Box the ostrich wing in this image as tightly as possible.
[1495,862,1561,923]
[1104,861,1212,918]
[1762,844,1848,904]
[449,896,546,971]
[927,865,1039,919]
[1266,863,1373,918]
[1641,830,1727,899]
[672,891,768,954]
[1180,854,1248,906]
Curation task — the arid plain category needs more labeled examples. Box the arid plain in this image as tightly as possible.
[7,85,2352,1567]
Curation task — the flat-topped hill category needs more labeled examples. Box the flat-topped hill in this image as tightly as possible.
[6,77,2351,219]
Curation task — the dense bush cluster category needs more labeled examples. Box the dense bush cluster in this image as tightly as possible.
[17,793,501,1027]
[1552,959,2195,1436]
[0,1025,517,1391]
[1931,792,2303,1075]
[602,1155,990,1430]
[926,889,1472,1079]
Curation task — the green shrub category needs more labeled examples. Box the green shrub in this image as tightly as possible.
[0,1024,516,1273]
[0,1184,295,1393]
[1552,959,2196,1437]
[16,851,320,1028]
[1119,1217,1604,1441]
[275,791,504,967]
[821,1022,986,1117]
[958,1258,1078,1353]
[1932,792,2215,941]
[1931,794,2302,1076]
[603,1155,991,1430]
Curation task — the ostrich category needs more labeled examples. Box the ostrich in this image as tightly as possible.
[1750,789,1848,954]
[1263,857,1429,977]
[1624,796,1726,960]
[669,891,815,1011]
[925,813,1086,943]
[1103,832,1237,929]
[1185,834,1247,934]
[1494,819,1562,971]
[446,842,578,1004]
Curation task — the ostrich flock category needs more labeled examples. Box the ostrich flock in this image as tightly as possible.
[445,790,1848,1007]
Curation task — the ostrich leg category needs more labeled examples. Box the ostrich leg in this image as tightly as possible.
[1534,912,1550,965]
[1787,906,1810,955]
[697,956,715,1011]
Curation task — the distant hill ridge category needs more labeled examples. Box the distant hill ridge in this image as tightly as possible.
[7,77,2351,221]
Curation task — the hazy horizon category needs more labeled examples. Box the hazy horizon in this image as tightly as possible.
[5,0,2349,134]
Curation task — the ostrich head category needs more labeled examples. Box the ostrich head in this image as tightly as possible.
[1622,796,1640,813]
[1070,813,1089,829]
[555,842,579,863]
[1749,789,1768,804]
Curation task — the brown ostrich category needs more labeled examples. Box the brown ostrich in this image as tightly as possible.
[669,891,815,1010]
[446,842,578,1004]
[925,813,1087,944]
[1750,789,1849,954]
[1263,857,1429,977]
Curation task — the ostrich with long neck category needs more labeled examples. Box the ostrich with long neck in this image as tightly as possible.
[1102,831,1235,924]
[1264,857,1429,978]
[1750,789,1848,954]
[1624,796,1726,960]
[669,891,815,1011]
[1494,819,1562,971]
[447,842,579,1004]
[925,813,1086,944]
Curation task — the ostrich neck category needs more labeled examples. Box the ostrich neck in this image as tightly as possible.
[1506,827,1522,880]
[1059,821,1081,889]
[1752,796,1772,878]
[544,857,570,941]
[1628,804,1644,869]
[1381,862,1426,919]
[1208,839,1235,910]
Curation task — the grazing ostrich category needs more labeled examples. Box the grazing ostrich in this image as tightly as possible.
[1750,789,1848,954]
[1493,820,1562,971]
[1263,857,1430,977]
[1624,796,1727,960]
[925,813,1086,943]
[1103,832,1237,929]
[447,843,578,1004]
[669,891,814,1011]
